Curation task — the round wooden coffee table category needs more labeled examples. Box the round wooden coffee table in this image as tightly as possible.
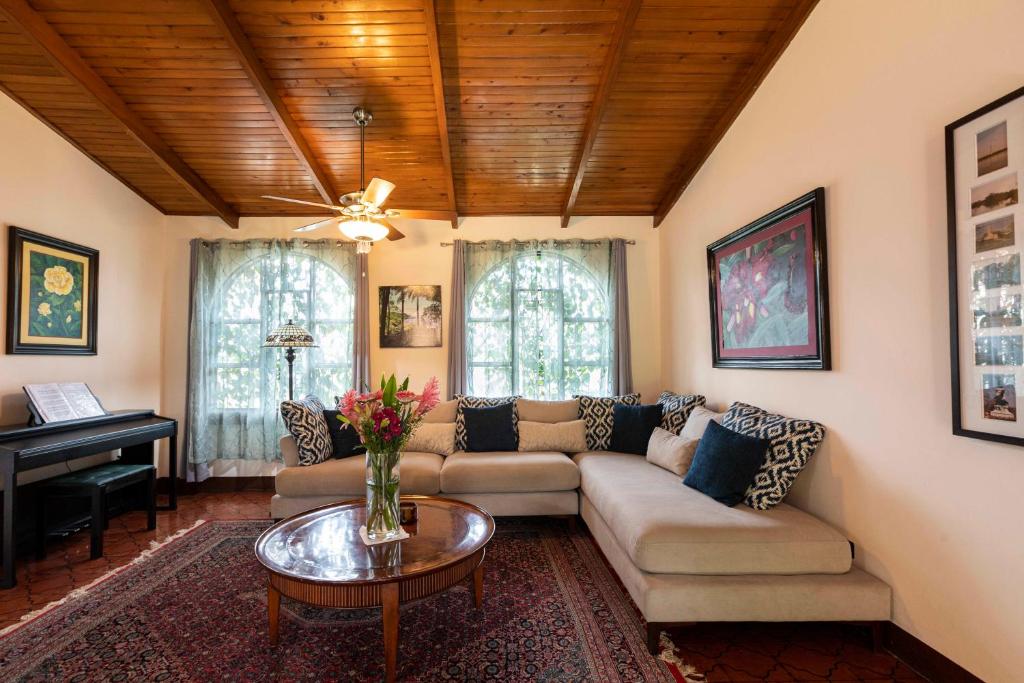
[254,495,495,682]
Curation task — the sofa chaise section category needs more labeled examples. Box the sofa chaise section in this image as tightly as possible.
[573,451,891,652]
[574,451,852,575]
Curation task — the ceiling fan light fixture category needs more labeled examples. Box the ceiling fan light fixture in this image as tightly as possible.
[338,215,390,243]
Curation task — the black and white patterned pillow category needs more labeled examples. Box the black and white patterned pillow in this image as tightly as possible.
[657,391,707,435]
[280,395,332,466]
[455,395,519,451]
[575,393,641,450]
[722,402,826,510]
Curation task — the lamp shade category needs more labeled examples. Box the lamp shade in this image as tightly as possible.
[263,319,317,348]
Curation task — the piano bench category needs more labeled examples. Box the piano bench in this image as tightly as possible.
[36,463,156,560]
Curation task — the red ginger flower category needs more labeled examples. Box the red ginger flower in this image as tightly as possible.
[416,376,440,416]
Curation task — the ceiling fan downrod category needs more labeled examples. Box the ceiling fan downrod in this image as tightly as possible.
[352,106,372,195]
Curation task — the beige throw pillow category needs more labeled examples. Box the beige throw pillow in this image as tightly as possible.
[516,398,580,423]
[680,405,724,441]
[518,420,588,453]
[646,427,699,476]
[406,422,456,456]
[422,399,458,424]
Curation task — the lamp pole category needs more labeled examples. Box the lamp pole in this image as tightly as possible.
[285,347,296,401]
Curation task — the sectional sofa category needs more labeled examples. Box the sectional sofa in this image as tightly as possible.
[273,397,891,652]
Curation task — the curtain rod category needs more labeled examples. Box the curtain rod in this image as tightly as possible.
[439,239,636,247]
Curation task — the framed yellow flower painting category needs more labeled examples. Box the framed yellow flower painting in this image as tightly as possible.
[6,226,98,355]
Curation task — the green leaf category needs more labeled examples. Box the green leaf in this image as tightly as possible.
[383,374,398,405]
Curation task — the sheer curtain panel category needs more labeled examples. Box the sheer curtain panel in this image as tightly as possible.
[184,238,358,481]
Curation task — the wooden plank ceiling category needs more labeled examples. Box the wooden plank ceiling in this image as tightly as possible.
[0,0,815,228]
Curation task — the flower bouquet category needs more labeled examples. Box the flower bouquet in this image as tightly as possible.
[337,374,440,542]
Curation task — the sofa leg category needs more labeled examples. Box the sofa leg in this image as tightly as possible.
[870,621,885,653]
[646,622,663,655]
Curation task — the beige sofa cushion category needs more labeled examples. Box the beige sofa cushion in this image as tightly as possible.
[573,452,852,575]
[440,451,580,493]
[516,398,579,423]
[518,420,587,453]
[406,422,456,455]
[422,399,458,424]
[280,435,301,468]
[276,451,443,497]
[645,427,698,476]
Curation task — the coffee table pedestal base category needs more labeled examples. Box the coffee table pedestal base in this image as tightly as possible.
[265,548,486,682]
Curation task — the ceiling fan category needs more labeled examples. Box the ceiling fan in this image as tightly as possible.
[263,107,405,254]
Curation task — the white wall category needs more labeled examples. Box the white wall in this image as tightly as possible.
[0,95,166,426]
[0,95,167,483]
[160,214,660,475]
[658,1,1024,679]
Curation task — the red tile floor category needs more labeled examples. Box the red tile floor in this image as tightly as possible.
[0,491,927,681]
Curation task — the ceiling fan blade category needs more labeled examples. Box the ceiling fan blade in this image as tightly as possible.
[262,195,343,211]
[361,177,396,207]
[293,217,338,233]
[387,209,456,221]
[381,219,405,241]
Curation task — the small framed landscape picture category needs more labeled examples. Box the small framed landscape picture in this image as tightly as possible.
[706,187,830,370]
[378,285,441,348]
[946,85,1024,445]
[5,226,98,355]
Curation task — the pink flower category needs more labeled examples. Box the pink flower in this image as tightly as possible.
[338,389,359,423]
[396,390,417,403]
[415,376,440,416]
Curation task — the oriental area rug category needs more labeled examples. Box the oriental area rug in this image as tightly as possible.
[0,518,699,682]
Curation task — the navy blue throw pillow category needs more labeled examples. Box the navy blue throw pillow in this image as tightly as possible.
[324,410,367,459]
[609,403,664,455]
[683,420,769,507]
[463,402,517,452]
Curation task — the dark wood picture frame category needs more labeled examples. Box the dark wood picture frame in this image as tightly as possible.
[707,188,830,370]
[946,85,1024,446]
[6,226,99,355]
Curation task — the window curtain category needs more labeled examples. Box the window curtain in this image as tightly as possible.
[183,238,358,482]
[459,238,624,399]
[446,239,467,399]
[611,238,633,395]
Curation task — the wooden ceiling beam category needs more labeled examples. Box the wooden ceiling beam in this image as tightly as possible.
[0,0,239,228]
[560,0,642,229]
[201,0,338,207]
[652,0,819,227]
[423,0,459,230]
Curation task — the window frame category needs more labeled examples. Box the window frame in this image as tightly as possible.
[466,249,612,399]
[209,251,354,414]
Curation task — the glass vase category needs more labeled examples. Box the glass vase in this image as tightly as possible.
[365,450,402,542]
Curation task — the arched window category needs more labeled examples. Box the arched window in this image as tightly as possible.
[211,251,354,411]
[467,250,612,399]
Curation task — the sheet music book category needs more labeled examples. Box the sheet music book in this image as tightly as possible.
[23,383,108,424]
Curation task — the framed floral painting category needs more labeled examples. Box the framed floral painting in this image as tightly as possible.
[707,188,831,369]
[6,226,98,355]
